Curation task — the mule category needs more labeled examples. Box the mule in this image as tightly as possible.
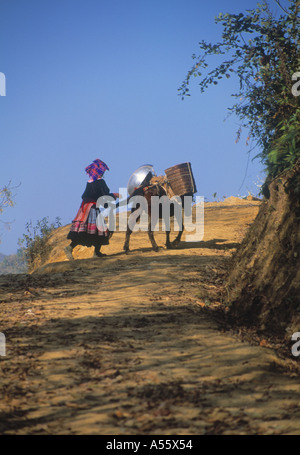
[123,182,185,253]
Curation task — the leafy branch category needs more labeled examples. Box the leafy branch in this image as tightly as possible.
[0,181,21,242]
[179,0,300,178]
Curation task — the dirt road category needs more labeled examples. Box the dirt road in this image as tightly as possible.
[1,199,300,435]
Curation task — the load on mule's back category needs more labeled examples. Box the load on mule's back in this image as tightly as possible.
[123,162,197,253]
[164,162,197,198]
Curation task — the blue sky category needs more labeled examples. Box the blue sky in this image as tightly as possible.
[0,0,289,255]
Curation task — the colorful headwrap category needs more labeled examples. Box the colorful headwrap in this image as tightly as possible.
[85,159,109,181]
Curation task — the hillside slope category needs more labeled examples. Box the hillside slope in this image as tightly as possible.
[38,196,261,270]
[225,161,300,339]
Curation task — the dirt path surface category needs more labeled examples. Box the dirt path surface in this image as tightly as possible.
[1,199,300,435]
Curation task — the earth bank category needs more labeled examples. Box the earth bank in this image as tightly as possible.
[225,160,300,341]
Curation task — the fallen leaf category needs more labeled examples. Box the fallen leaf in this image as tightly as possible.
[260,339,269,347]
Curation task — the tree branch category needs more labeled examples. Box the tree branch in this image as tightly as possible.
[273,0,289,14]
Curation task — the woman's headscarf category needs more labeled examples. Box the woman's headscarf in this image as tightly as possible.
[85,159,109,181]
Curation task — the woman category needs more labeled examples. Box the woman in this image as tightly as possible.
[65,159,119,260]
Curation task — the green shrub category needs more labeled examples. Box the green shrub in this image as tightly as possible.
[18,217,62,271]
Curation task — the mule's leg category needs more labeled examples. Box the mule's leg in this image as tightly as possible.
[165,230,172,249]
[124,209,139,253]
[170,223,184,248]
[148,220,160,252]
[123,226,132,253]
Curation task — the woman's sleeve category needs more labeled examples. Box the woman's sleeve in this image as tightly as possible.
[98,180,117,200]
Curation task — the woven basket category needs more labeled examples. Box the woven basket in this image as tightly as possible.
[164,162,197,196]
